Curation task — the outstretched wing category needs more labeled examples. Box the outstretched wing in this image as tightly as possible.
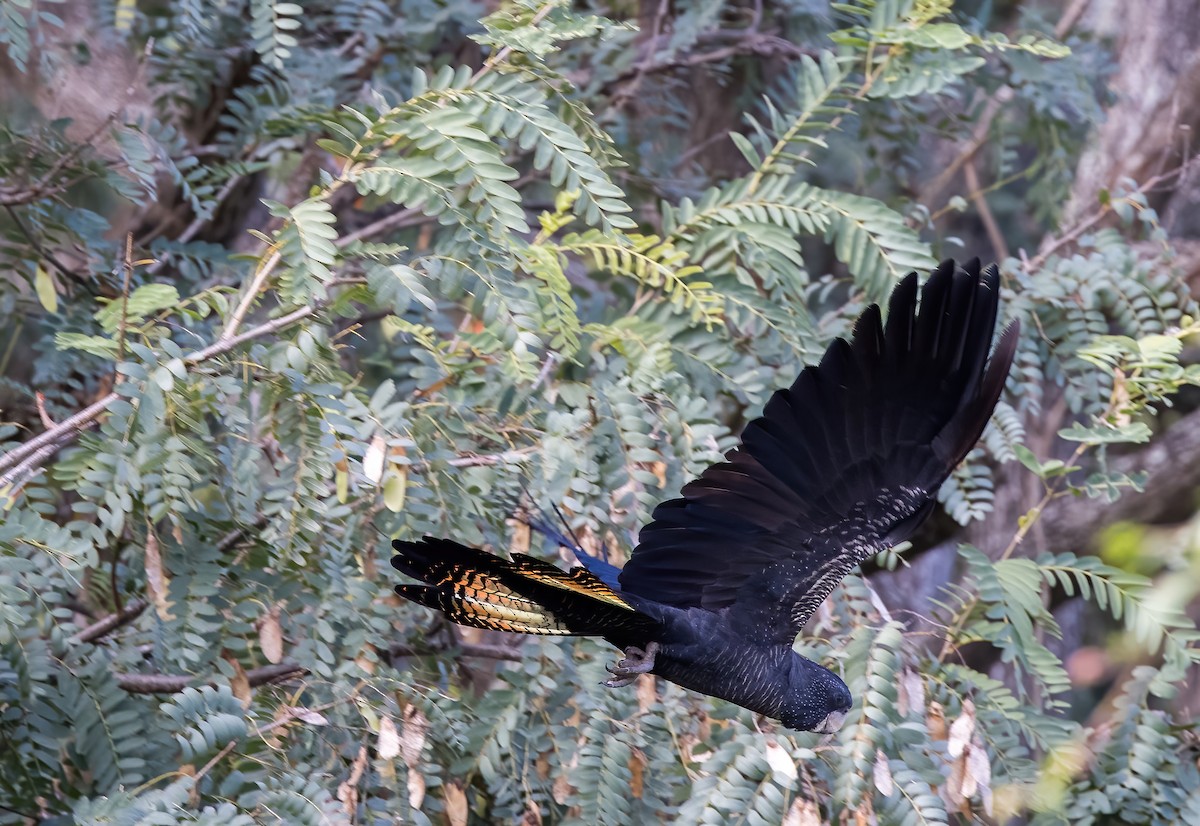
[617,259,1019,644]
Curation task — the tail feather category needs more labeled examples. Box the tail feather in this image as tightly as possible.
[391,537,660,640]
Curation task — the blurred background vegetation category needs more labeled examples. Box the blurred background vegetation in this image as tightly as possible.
[2,0,1200,823]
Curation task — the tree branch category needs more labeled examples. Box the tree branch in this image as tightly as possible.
[114,661,306,695]
[69,599,148,645]
[390,641,525,662]
[1038,406,1200,552]
[0,305,318,487]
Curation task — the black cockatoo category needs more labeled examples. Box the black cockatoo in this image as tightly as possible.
[392,259,1018,733]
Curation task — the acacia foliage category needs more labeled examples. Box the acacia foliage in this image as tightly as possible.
[1,1,1198,823]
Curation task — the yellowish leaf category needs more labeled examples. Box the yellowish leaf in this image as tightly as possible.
[144,532,173,621]
[335,458,349,503]
[383,468,407,512]
[34,264,58,313]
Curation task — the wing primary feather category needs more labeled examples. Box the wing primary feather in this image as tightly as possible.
[620,259,1019,643]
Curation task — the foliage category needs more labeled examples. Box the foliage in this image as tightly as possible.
[0,0,1197,824]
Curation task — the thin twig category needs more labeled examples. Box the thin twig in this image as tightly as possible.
[191,693,352,783]
[924,87,1013,204]
[470,2,555,84]
[3,204,87,286]
[390,641,525,662]
[1055,0,1094,39]
[116,234,134,363]
[219,249,282,342]
[0,110,121,207]
[964,161,1010,261]
[1026,155,1200,272]
[0,304,318,485]
[336,206,424,248]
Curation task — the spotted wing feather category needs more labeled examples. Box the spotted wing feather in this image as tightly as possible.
[392,537,661,639]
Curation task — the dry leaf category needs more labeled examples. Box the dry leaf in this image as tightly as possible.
[444,781,468,826]
[965,736,993,814]
[897,669,925,718]
[782,797,822,826]
[872,749,895,798]
[636,671,657,714]
[629,748,646,799]
[144,532,174,621]
[552,751,578,804]
[927,700,947,740]
[519,801,543,826]
[258,603,284,663]
[853,798,876,826]
[224,655,251,708]
[378,714,401,760]
[510,519,531,555]
[401,704,430,769]
[765,739,798,782]
[407,768,426,811]
[287,706,328,726]
[337,746,368,818]
[945,749,968,813]
[552,773,575,806]
[650,461,667,487]
[947,699,976,758]
[364,434,386,483]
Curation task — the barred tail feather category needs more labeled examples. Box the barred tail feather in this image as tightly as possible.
[391,537,660,639]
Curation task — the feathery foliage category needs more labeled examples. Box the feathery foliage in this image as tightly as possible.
[1,0,1197,823]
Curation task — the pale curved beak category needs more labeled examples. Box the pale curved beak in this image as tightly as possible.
[814,710,846,734]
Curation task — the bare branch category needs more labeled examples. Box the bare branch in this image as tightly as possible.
[390,641,525,662]
[70,599,148,645]
[0,305,318,487]
[115,661,307,695]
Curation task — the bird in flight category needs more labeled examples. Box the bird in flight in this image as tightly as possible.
[392,259,1018,733]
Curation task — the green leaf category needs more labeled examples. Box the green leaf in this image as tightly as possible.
[1058,421,1153,445]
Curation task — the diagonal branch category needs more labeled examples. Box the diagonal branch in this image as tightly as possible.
[0,304,319,487]
[115,661,306,695]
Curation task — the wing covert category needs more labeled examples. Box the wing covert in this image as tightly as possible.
[617,259,1019,643]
